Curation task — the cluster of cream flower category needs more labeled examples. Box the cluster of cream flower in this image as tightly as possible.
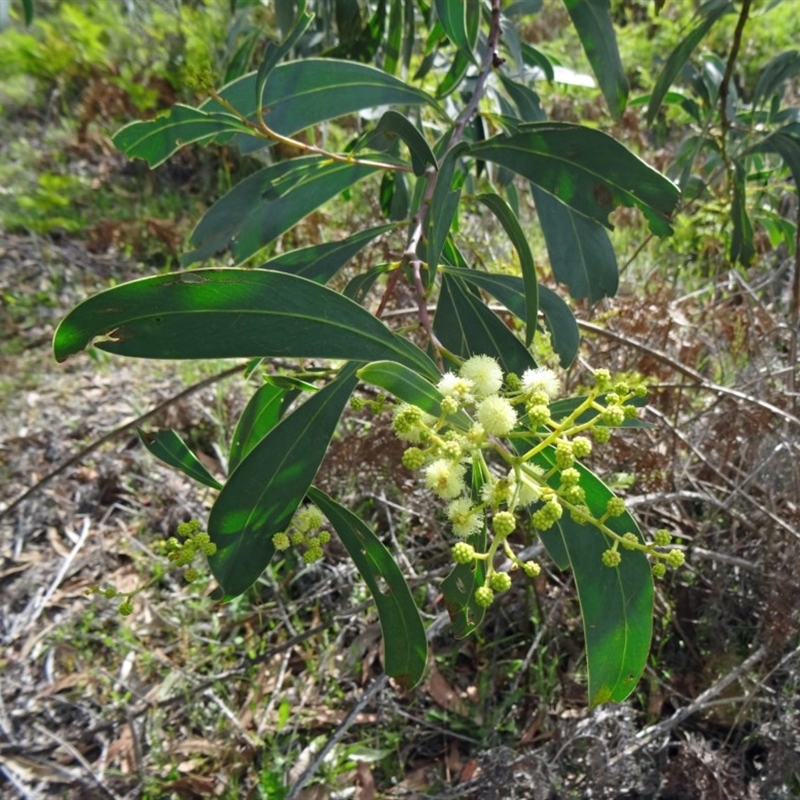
[393,356,683,606]
[272,504,331,564]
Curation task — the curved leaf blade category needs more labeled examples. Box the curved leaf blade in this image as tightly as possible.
[645,0,733,125]
[209,366,358,596]
[532,185,619,303]
[260,223,397,284]
[471,123,680,236]
[228,382,287,473]
[182,156,377,266]
[138,429,223,490]
[526,449,653,703]
[112,105,253,168]
[435,0,479,57]
[442,268,580,368]
[307,486,428,689]
[563,0,628,119]
[366,110,437,176]
[427,143,469,275]
[476,192,538,345]
[209,59,438,150]
[357,360,472,429]
[434,272,536,376]
[53,269,439,382]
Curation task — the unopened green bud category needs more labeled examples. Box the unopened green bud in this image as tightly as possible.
[594,369,611,390]
[555,440,575,470]
[605,392,621,405]
[505,372,521,391]
[623,404,640,420]
[402,447,426,471]
[290,531,305,546]
[493,511,517,537]
[593,426,611,444]
[605,496,626,517]
[489,572,512,592]
[562,485,586,505]
[349,396,366,411]
[601,548,622,567]
[103,587,118,599]
[560,467,581,487]
[622,532,639,550]
[601,405,625,426]
[272,532,291,551]
[653,529,672,546]
[440,396,459,416]
[527,404,551,427]
[303,546,324,564]
[475,585,494,607]
[317,531,331,545]
[522,560,541,578]
[666,549,685,569]
[119,600,134,616]
[652,562,667,579]
[452,541,476,564]
[184,567,200,583]
[570,505,593,524]
[572,436,592,459]
[634,384,648,398]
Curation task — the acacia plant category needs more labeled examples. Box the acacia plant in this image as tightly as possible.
[52,0,681,705]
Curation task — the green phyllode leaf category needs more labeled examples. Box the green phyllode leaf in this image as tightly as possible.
[530,450,653,705]
[112,105,253,169]
[434,272,536,376]
[228,382,287,474]
[532,185,619,303]
[209,365,359,597]
[476,192,539,345]
[645,0,734,125]
[562,0,628,120]
[182,156,378,266]
[440,267,580,368]
[138,429,223,491]
[307,486,428,689]
[471,123,680,236]
[258,223,398,285]
[53,269,439,382]
[357,360,472,430]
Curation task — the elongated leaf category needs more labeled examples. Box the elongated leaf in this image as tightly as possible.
[730,161,754,265]
[525,448,653,703]
[563,0,628,119]
[441,268,580,368]
[138,429,223,490]
[307,486,428,689]
[366,111,437,176]
[532,185,619,303]
[357,360,472,429]
[113,105,254,168]
[255,4,314,104]
[498,73,546,123]
[53,269,439,381]
[209,366,358,596]
[182,156,376,266]
[753,50,800,109]
[344,263,393,304]
[433,272,535,375]
[212,59,438,148]
[427,143,469,274]
[646,0,733,125]
[22,0,34,24]
[437,47,471,98]
[749,123,800,186]
[260,223,397,285]
[477,192,538,345]
[435,0,479,56]
[471,124,680,236]
[228,382,286,473]
[384,0,403,75]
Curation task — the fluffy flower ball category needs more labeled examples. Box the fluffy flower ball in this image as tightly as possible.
[424,459,466,499]
[460,355,503,399]
[521,367,561,399]
[446,497,483,538]
[477,396,517,436]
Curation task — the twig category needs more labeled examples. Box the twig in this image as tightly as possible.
[0,363,244,524]
[34,723,124,800]
[608,644,768,764]
[718,0,751,151]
